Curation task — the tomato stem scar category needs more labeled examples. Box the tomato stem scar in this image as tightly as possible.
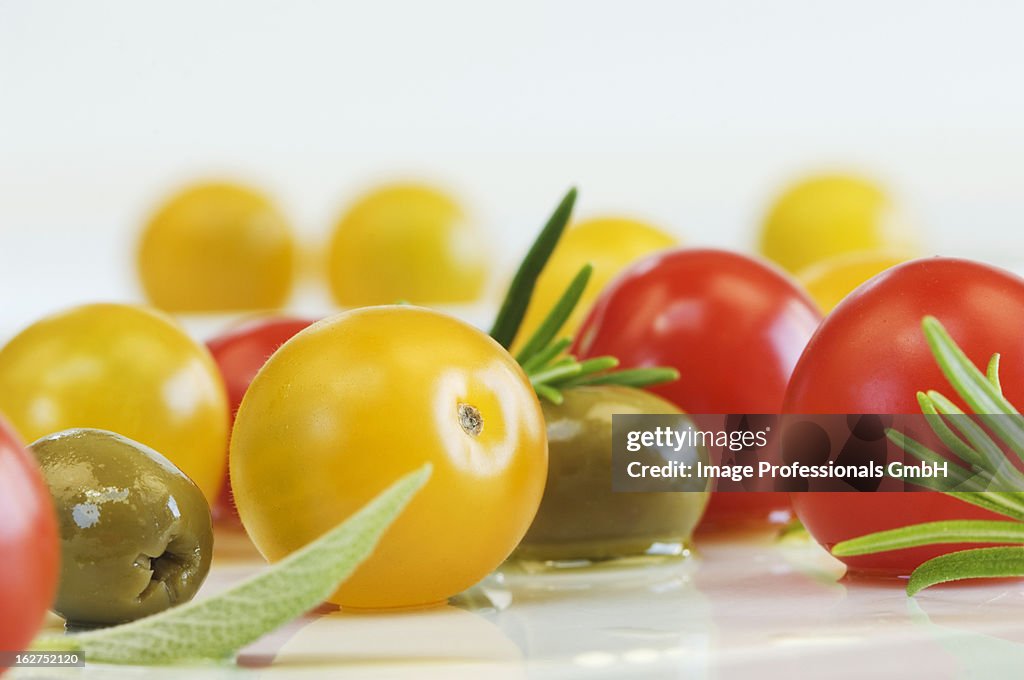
[457,403,483,437]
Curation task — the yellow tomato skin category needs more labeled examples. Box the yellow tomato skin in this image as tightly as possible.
[327,184,487,306]
[759,174,917,274]
[138,182,296,312]
[231,306,547,609]
[0,303,229,501]
[797,251,911,313]
[513,217,676,351]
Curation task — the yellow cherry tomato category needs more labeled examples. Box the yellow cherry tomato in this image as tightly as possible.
[327,183,487,306]
[138,181,296,312]
[0,303,229,501]
[758,174,917,273]
[231,306,547,609]
[797,251,912,313]
[513,216,677,351]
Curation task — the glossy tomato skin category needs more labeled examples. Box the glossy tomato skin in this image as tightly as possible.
[206,317,315,523]
[0,417,59,658]
[0,304,229,503]
[784,257,1024,576]
[231,306,548,609]
[574,248,822,531]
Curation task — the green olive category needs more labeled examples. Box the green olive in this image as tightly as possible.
[515,386,709,564]
[30,428,213,626]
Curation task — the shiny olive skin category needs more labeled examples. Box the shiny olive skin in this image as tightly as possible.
[31,429,213,626]
[515,387,709,563]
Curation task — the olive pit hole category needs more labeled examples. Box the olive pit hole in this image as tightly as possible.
[136,539,195,604]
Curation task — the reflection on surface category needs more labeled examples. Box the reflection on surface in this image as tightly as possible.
[911,589,1024,676]
[263,605,524,679]
[490,557,712,678]
[16,531,1024,679]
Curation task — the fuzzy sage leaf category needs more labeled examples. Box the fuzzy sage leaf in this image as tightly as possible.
[33,464,431,665]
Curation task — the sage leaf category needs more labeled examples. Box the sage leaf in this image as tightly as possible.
[32,464,431,665]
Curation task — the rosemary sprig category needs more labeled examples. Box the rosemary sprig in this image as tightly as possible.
[489,188,577,349]
[832,316,1024,594]
[489,189,679,404]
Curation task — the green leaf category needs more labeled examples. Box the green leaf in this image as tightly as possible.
[947,491,1024,522]
[32,464,432,665]
[884,428,978,491]
[515,264,592,367]
[907,546,1024,595]
[520,337,572,375]
[922,316,1024,465]
[916,391,984,470]
[987,353,1002,393]
[534,382,564,405]
[832,520,1024,557]
[490,188,577,348]
[529,361,583,387]
[562,366,680,389]
[925,391,1019,482]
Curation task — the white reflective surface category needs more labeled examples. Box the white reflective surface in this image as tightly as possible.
[19,530,1024,679]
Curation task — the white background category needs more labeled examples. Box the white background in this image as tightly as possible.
[2,1,1024,334]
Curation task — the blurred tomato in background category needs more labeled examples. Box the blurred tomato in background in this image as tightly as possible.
[796,250,911,313]
[758,174,918,275]
[138,182,297,312]
[327,183,488,307]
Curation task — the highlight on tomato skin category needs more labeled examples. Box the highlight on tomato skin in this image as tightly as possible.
[0,416,59,661]
[230,305,548,610]
[572,247,822,532]
[0,303,230,505]
[206,316,317,524]
[783,257,1024,577]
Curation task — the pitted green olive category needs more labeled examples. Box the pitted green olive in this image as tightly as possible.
[30,428,213,626]
[515,386,710,564]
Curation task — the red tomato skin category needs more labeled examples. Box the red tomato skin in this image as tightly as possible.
[784,257,1024,576]
[573,248,822,530]
[206,317,315,523]
[0,417,59,661]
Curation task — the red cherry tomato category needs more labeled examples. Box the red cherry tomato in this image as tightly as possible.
[206,317,315,523]
[784,257,1024,576]
[0,416,59,660]
[574,248,822,531]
